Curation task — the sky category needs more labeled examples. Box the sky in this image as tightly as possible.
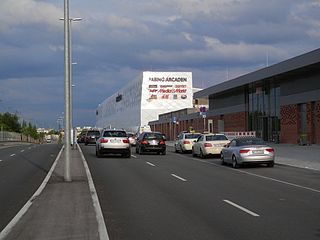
[0,0,319,129]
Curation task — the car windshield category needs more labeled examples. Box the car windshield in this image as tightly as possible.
[237,138,265,146]
[206,135,228,141]
[185,134,201,139]
[144,133,163,140]
[103,131,127,137]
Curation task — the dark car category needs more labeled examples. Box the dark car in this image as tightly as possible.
[84,129,101,145]
[135,132,166,155]
[77,130,88,143]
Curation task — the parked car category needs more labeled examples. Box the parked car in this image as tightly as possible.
[192,133,230,158]
[95,129,131,158]
[84,129,101,145]
[220,137,275,168]
[174,132,201,153]
[127,132,137,146]
[136,132,166,155]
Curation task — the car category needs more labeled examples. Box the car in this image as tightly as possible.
[84,129,101,145]
[127,132,137,146]
[77,130,88,143]
[174,132,202,153]
[192,133,230,158]
[220,137,275,168]
[95,129,131,158]
[135,131,166,155]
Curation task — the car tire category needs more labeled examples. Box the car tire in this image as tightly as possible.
[135,147,138,154]
[162,150,166,155]
[139,147,143,155]
[200,149,205,159]
[221,153,225,165]
[175,145,178,153]
[268,161,274,167]
[232,155,239,168]
[96,149,102,158]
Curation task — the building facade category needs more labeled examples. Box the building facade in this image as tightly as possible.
[150,49,320,144]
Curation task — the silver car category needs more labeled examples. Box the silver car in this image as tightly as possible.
[220,137,275,168]
[96,129,131,158]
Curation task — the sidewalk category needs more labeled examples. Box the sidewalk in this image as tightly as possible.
[1,145,105,240]
[166,141,320,171]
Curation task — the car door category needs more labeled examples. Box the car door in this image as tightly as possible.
[223,139,236,163]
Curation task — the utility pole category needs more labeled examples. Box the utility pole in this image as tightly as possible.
[64,0,71,182]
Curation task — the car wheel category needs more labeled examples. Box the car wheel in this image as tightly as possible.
[232,155,239,168]
[175,145,178,153]
[135,147,138,154]
[96,149,101,158]
[268,161,274,167]
[139,147,143,155]
[200,149,205,159]
[162,150,166,155]
[221,153,225,165]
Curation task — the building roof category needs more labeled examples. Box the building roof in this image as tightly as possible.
[194,48,320,98]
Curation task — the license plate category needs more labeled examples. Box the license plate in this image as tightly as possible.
[253,150,263,154]
[150,140,158,145]
[110,139,120,143]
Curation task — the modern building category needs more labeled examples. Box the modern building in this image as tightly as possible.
[96,71,193,133]
[150,48,320,144]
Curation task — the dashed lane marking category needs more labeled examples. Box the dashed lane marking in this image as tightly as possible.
[224,199,260,217]
[171,173,187,182]
[146,162,156,167]
[10,154,16,157]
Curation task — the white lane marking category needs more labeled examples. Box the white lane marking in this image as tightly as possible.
[20,150,25,153]
[183,155,320,194]
[78,144,110,240]
[146,162,156,167]
[10,154,16,157]
[28,147,31,150]
[0,146,64,239]
[0,160,3,162]
[223,200,260,217]
[171,173,187,182]
[131,155,137,158]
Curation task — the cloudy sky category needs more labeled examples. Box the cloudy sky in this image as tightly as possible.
[0,0,319,128]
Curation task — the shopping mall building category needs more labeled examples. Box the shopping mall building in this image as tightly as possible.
[149,48,320,144]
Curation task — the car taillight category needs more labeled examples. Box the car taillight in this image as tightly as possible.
[100,138,108,143]
[239,149,250,154]
[123,139,129,143]
[159,140,165,145]
[141,140,148,145]
[204,143,212,147]
[183,140,190,144]
[266,148,274,153]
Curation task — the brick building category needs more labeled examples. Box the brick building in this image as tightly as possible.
[149,48,320,144]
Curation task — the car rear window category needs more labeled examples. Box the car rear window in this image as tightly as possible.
[237,138,265,146]
[87,131,100,136]
[185,134,201,139]
[206,135,228,141]
[144,133,163,140]
[103,131,127,137]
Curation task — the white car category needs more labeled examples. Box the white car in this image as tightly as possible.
[96,129,131,158]
[192,134,229,158]
[174,132,202,153]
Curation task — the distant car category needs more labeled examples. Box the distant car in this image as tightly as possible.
[77,130,88,143]
[192,134,230,158]
[220,137,275,168]
[84,129,101,145]
[95,129,131,158]
[135,132,166,155]
[174,132,201,153]
[127,132,137,146]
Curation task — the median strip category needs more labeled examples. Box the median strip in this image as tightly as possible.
[223,200,260,217]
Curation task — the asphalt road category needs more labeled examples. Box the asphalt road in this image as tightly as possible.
[0,143,61,231]
[82,144,320,240]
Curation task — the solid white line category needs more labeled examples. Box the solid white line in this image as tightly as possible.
[10,154,15,157]
[0,146,64,240]
[146,162,156,167]
[78,144,110,240]
[223,200,260,217]
[171,173,187,182]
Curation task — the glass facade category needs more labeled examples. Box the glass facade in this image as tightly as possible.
[247,82,280,142]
